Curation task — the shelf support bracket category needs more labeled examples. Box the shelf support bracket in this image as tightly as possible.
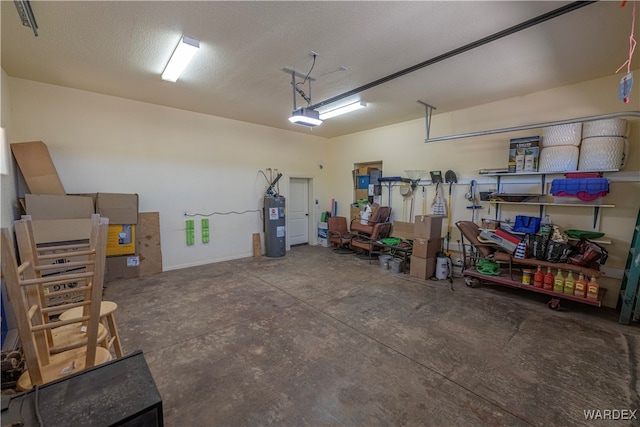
[418,101,436,141]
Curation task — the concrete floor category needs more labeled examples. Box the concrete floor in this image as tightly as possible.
[105,245,640,427]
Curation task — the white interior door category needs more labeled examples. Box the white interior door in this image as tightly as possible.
[288,178,309,245]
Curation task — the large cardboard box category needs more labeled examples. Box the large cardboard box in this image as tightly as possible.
[414,215,444,240]
[107,224,136,256]
[30,219,93,244]
[391,221,414,240]
[105,255,140,282]
[26,194,95,220]
[409,256,436,280]
[96,193,139,224]
[10,141,66,195]
[37,240,90,306]
[412,237,443,259]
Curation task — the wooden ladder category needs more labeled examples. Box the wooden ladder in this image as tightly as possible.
[618,208,640,325]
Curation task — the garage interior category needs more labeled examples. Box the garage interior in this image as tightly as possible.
[1,1,640,426]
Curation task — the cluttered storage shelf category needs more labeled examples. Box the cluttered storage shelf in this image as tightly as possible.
[483,169,618,231]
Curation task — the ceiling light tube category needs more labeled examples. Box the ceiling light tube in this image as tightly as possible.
[162,36,200,82]
[318,101,366,120]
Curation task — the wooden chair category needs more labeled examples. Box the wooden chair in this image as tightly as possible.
[1,220,112,391]
[16,215,124,358]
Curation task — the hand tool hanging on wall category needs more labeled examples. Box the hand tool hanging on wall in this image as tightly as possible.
[466,180,482,223]
[444,170,457,254]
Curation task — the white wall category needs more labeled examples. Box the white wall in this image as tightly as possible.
[6,78,331,270]
[3,72,638,308]
[330,72,640,308]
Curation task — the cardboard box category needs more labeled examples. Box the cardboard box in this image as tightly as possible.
[391,221,414,240]
[10,141,66,195]
[508,136,540,173]
[96,193,139,224]
[414,215,444,239]
[107,224,136,256]
[355,189,369,201]
[358,166,378,175]
[136,212,163,277]
[105,255,140,282]
[26,194,95,220]
[30,219,93,244]
[412,238,443,259]
[410,256,436,280]
[317,222,329,247]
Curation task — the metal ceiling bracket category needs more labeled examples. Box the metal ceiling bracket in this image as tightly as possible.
[423,111,640,143]
[417,101,436,141]
[285,67,316,111]
[13,0,38,37]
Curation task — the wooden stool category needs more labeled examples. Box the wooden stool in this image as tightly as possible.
[59,301,124,358]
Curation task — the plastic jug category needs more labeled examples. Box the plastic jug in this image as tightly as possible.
[436,255,452,280]
[553,269,565,293]
[587,276,600,301]
[533,265,544,288]
[563,271,575,295]
[543,267,554,291]
[574,273,587,298]
[540,214,553,236]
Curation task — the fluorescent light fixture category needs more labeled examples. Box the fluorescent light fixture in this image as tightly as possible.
[318,101,366,120]
[289,108,323,127]
[162,36,200,82]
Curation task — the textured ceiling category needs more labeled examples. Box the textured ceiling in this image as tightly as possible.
[1,1,637,138]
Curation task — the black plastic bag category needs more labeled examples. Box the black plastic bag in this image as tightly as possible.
[545,241,576,263]
[528,234,549,261]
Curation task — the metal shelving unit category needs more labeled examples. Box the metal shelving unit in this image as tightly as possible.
[485,170,617,231]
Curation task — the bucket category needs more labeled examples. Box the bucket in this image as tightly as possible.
[390,258,403,273]
[379,254,392,270]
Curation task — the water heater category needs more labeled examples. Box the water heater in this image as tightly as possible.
[264,195,286,257]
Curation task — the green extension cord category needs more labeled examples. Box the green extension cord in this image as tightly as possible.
[476,259,501,276]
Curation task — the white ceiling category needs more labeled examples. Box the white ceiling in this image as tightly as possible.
[1,1,637,138]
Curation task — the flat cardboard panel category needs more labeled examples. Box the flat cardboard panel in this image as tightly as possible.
[391,221,413,240]
[30,219,93,244]
[107,224,136,256]
[26,194,95,220]
[105,256,140,282]
[409,256,436,280]
[136,212,163,276]
[350,206,360,223]
[412,238,443,259]
[96,193,139,224]
[10,141,66,195]
[414,215,444,240]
